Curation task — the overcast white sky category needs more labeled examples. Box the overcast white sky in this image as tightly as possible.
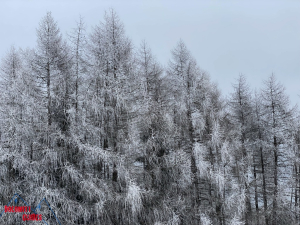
[1,0,299,105]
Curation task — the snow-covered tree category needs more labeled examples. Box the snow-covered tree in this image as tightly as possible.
[228,75,254,224]
[260,74,295,225]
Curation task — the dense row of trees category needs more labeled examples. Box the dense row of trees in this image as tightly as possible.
[0,10,299,225]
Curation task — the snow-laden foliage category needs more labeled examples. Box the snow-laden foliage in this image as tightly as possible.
[229,215,245,225]
[200,213,213,225]
[194,143,210,176]
[125,180,143,215]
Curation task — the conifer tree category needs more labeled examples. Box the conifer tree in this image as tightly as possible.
[261,74,295,224]
[229,75,253,224]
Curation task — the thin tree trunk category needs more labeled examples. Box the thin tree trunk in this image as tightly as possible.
[272,138,278,225]
[295,165,298,222]
[47,62,51,127]
[261,145,268,225]
[254,165,259,225]
[187,65,201,223]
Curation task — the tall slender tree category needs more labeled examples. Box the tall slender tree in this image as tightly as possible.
[229,75,253,224]
[261,74,295,224]
[167,40,203,223]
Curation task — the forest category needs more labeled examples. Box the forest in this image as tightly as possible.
[0,9,299,225]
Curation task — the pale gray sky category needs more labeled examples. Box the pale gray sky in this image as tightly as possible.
[1,0,299,105]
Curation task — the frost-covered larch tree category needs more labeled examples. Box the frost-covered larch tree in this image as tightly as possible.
[260,74,295,225]
[167,40,202,223]
[228,74,254,224]
[0,47,25,209]
[0,46,48,224]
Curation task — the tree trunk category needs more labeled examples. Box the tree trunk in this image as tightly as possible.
[272,136,278,225]
[47,62,51,127]
[261,145,268,225]
[254,165,259,225]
